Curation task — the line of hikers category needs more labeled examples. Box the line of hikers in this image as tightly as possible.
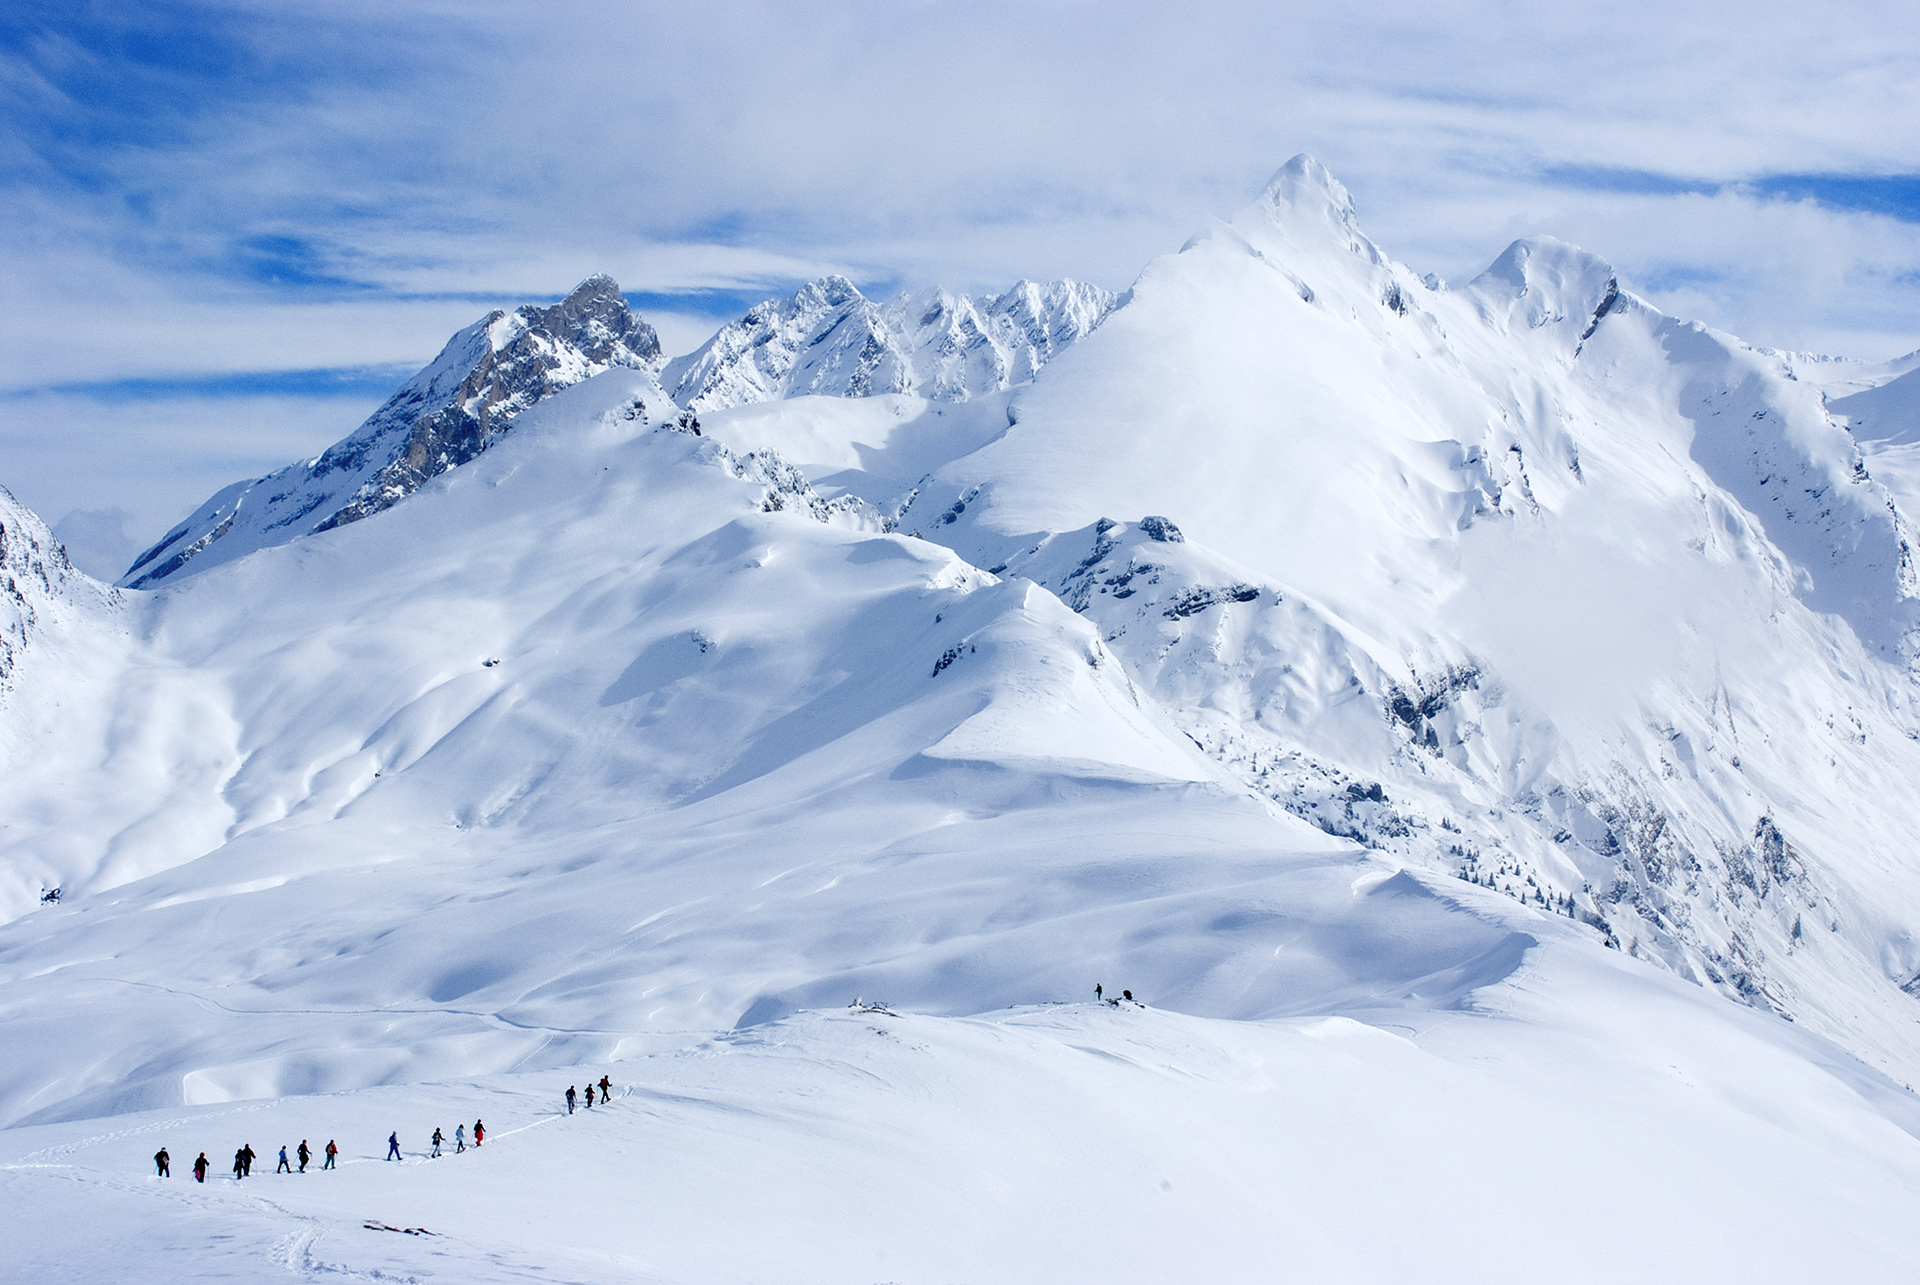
[405,1118,489,1159]
[154,1121,489,1180]
[154,1139,339,1183]
[151,1069,622,1180]
[391,1119,485,1160]
[564,1075,614,1114]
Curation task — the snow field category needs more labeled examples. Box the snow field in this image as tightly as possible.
[7,978,1920,1284]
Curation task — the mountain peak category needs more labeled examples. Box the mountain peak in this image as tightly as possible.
[518,274,660,367]
[1477,236,1614,297]
[1468,237,1620,343]
[120,281,667,587]
[1255,154,1359,232]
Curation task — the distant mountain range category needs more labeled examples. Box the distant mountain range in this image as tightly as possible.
[6,162,1920,1280]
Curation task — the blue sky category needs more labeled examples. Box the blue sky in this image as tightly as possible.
[5,0,1920,574]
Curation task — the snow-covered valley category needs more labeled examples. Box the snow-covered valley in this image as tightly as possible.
[6,156,1920,1281]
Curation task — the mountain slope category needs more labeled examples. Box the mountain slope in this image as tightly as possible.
[661,275,1116,412]
[688,156,1920,1084]
[1833,364,1920,531]
[1,486,96,689]
[5,156,1920,1282]
[120,275,663,588]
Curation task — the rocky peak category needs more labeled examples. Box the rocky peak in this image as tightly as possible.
[522,273,663,367]
[666,276,1117,414]
[122,275,664,588]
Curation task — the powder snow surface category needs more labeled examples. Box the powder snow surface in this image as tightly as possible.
[5,156,1920,1281]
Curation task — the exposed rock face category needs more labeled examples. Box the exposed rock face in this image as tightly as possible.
[0,487,107,690]
[122,275,661,588]
[662,276,1117,413]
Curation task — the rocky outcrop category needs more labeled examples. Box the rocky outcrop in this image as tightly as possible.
[0,487,111,691]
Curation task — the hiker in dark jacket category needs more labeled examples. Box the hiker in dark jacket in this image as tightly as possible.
[598,1075,611,1099]
[241,1144,256,1176]
[154,1147,170,1177]
[585,1084,595,1108]
[387,1132,401,1160]
[193,1152,209,1182]
[297,1140,311,1172]
[473,1120,484,1146]
[431,1128,443,1157]
[566,1085,576,1114]
[232,1149,246,1180]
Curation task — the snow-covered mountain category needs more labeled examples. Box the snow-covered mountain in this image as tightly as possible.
[8,156,1920,1281]
[696,155,1920,1080]
[120,275,662,588]
[661,275,1116,412]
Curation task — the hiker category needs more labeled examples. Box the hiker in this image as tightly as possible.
[454,1124,465,1153]
[277,1145,291,1173]
[431,1127,443,1157]
[585,1084,595,1108]
[323,1140,337,1170]
[1095,983,1103,1001]
[154,1147,170,1177]
[241,1144,255,1177]
[598,1075,611,1099]
[232,1148,246,1180]
[1123,990,1133,1002]
[473,1120,484,1147]
[566,1085,576,1114]
[387,1131,401,1161]
[193,1152,209,1183]
[297,1140,310,1172]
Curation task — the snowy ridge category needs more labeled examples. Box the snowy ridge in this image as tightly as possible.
[120,275,662,588]
[982,512,1913,1061]
[661,275,1116,412]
